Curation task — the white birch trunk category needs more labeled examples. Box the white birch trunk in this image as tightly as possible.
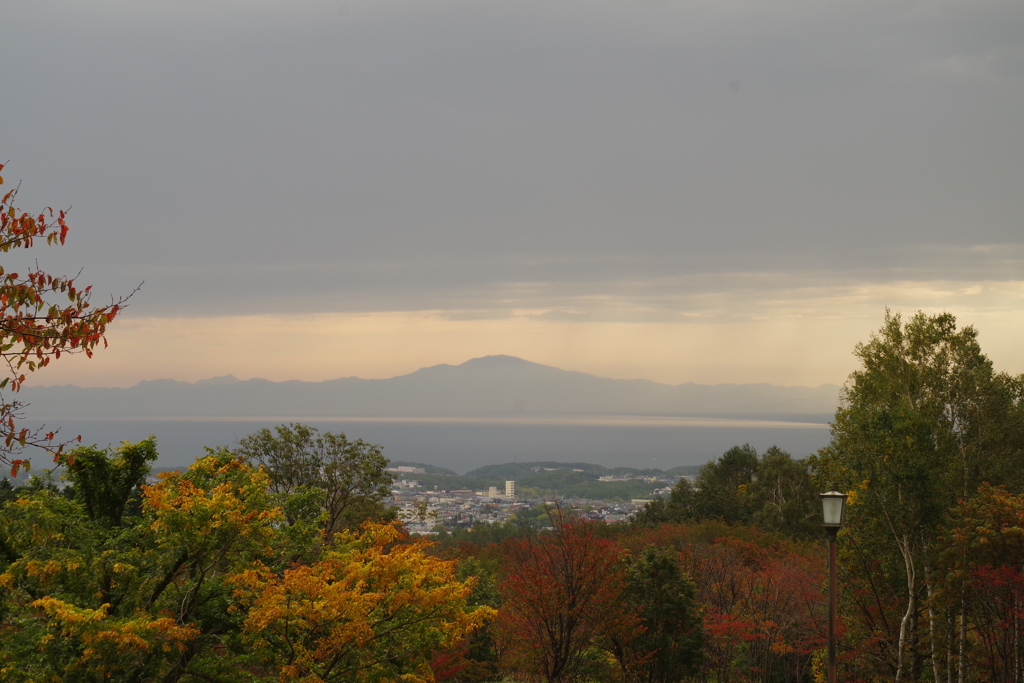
[895,534,916,683]
[926,569,943,683]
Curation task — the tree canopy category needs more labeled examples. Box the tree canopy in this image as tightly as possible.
[0,437,491,683]
[635,444,819,540]
[232,423,395,535]
[810,310,1024,682]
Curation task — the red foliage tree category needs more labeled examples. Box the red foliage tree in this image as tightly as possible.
[694,539,827,683]
[496,508,629,683]
[629,521,828,683]
[0,163,133,472]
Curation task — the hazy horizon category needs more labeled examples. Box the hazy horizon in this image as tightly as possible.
[31,355,844,390]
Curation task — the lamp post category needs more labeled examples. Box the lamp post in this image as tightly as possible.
[820,490,847,683]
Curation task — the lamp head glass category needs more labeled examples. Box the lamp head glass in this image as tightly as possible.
[820,490,848,528]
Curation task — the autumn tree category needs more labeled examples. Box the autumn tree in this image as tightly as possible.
[429,556,503,683]
[233,522,493,683]
[934,484,1024,681]
[0,163,132,472]
[233,423,394,534]
[672,531,826,683]
[1,439,488,682]
[496,509,628,683]
[0,444,288,682]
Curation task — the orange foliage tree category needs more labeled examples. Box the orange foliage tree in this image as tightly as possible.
[233,522,494,683]
[0,162,133,472]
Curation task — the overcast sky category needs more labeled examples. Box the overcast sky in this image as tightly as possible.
[4,0,1023,387]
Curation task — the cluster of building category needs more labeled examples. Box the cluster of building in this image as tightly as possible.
[389,478,669,534]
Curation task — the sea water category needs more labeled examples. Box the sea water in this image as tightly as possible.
[31,415,832,474]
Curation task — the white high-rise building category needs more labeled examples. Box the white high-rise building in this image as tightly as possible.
[505,480,515,499]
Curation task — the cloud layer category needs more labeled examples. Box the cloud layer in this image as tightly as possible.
[4,0,1023,385]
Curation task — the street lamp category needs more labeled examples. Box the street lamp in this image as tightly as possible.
[820,490,847,683]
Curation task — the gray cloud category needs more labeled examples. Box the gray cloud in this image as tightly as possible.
[3,0,1022,317]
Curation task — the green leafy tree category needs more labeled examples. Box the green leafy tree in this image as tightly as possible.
[64,439,157,528]
[636,445,819,539]
[434,520,538,547]
[691,444,759,524]
[0,477,15,506]
[631,478,695,528]
[510,502,559,529]
[233,423,394,534]
[748,446,820,540]
[606,546,704,683]
[809,310,1024,682]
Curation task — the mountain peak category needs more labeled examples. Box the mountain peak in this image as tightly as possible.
[459,355,545,368]
[193,375,243,386]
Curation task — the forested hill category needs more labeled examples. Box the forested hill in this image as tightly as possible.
[22,355,840,420]
[463,461,699,479]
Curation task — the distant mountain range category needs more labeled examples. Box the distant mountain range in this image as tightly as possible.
[22,355,841,420]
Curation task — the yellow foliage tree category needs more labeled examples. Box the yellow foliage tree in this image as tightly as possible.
[1,442,490,682]
[232,522,495,683]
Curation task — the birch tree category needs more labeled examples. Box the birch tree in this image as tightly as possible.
[810,310,1024,682]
